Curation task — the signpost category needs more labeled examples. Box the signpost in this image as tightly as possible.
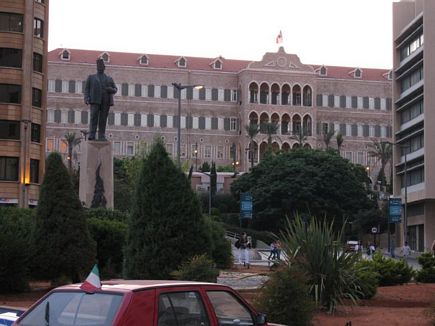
[240,192,253,220]
[389,197,402,223]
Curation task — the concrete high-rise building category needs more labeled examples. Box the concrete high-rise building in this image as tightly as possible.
[0,0,48,207]
[393,0,434,251]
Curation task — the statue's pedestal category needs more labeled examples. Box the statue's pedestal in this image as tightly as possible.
[79,141,113,209]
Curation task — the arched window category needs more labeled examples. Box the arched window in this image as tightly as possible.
[271,83,280,105]
[303,143,312,149]
[272,142,280,153]
[259,142,268,160]
[303,85,312,106]
[292,114,301,134]
[271,113,279,134]
[281,114,290,135]
[319,66,327,76]
[260,83,269,104]
[281,84,290,105]
[259,112,269,133]
[282,142,290,152]
[249,82,258,103]
[292,143,300,149]
[293,85,301,106]
[100,52,109,63]
[249,112,258,125]
[303,115,312,136]
[61,49,70,61]
[139,55,148,65]
[248,141,259,164]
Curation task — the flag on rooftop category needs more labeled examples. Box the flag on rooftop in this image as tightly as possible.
[276,30,283,44]
[80,264,102,292]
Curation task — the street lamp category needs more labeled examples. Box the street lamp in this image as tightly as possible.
[198,171,212,216]
[194,142,198,171]
[172,83,204,166]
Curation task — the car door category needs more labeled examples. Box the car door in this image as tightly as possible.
[155,287,212,326]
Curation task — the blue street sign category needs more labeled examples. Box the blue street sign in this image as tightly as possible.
[240,192,253,219]
[389,197,402,223]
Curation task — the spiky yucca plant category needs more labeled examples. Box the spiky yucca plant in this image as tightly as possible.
[280,215,362,313]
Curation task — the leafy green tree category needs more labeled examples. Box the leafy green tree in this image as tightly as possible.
[231,149,380,232]
[368,140,392,187]
[262,122,279,150]
[245,123,260,169]
[200,161,211,172]
[289,129,307,147]
[31,152,96,283]
[336,132,344,151]
[210,161,217,200]
[323,129,335,149]
[113,157,133,212]
[124,139,210,279]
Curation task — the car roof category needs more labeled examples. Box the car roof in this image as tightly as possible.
[55,280,219,293]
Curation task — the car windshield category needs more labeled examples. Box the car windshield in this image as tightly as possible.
[17,291,123,326]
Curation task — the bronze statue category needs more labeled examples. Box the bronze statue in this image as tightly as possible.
[84,58,117,141]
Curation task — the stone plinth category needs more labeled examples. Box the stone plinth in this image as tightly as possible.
[79,141,113,209]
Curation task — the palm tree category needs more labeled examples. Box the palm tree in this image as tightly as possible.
[63,132,81,174]
[289,129,307,147]
[263,122,279,149]
[323,129,335,149]
[336,132,344,151]
[367,140,392,187]
[245,123,260,169]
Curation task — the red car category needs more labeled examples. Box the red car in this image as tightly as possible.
[14,280,271,326]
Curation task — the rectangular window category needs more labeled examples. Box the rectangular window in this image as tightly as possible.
[126,142,134,156]
[351,96,357,108]
[30,159,39,183]
[0,84,21,104]
[160,85,168,98]
[232,89,238,102]
[134,84,141,97]
[147,114,154,127]
[186,87,193,100]
[374,125,381,137]
[204,145,212,158]
[81,111,88,124]
[386,98,392,111]
[211,117,218,130]
[0,12,23,32]
[134,113,141,127]
[121,113,128,126]
[224,89,231,102]
[351,124,358,137]
[211,88,218,101]
[217,145,224,159]
[230,118,238,131]
[0,120,20,140]
[113,142,121,155]
[31,123,41,142]
[148,85,155,97]
[68,110,75,124]
[374,97,381,110]
[357,152,364,165]
[0,48,22,68]
[121,83,128,96]
[33,52,43,72]
[32,88,42,107]
[316,94,323,106]
[362,97,369,109]
[33,18,43,38]
[55,79,62,92]
[198,117,205,130]
[0,156,19,181]
[199,88,206,100]
[68,80,75,93]
[339,95,346,108]
[328,94,334,107]
[363,124,369,137]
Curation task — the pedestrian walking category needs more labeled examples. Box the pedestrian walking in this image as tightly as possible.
[401,241,411,260]
[275,240,282,260]
[267,241,277,260]
[238,232,251,268]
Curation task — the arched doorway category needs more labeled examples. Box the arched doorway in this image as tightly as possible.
[249,82,258,103]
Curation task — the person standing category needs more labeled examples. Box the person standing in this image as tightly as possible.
[267,241,277,260]
[84,58,117,141]
[238,232,250,268]
[401,241,411,260]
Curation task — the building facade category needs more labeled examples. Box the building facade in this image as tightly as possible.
[0,0,48,208]
[46,47,392,180]
[393,0,435,251]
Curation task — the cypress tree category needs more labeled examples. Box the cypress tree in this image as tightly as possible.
[31,152,96,283]
[124,139,210,279]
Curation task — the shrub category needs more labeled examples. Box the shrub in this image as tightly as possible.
[253,266,314,326]
[0,208,33,293]
[416,252,435,283]
[205,217,233,269]
[87,217,128,278]
[85,208,129,222]
[354,260,379,299]
[172,254,219,283]
[370,252,414,286]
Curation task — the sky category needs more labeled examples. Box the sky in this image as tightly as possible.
[49,0,396,69]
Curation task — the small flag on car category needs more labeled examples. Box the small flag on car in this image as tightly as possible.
[80,264,102,292]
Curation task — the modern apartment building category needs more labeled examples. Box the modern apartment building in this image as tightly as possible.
[0,0,48,208]
[393,0,435,251]
[46,46,392,188]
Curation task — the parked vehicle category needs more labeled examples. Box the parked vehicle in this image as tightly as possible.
[345,240,359,252]
[14,280,270,326]
[0,312,19,326]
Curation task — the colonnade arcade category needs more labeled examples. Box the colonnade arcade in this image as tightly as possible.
[248,82,313,106]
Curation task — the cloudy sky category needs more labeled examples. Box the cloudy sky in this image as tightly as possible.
[49,0,395,68]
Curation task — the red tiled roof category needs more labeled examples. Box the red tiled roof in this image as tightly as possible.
[48,48,391,82]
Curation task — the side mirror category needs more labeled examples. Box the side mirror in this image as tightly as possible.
[256,313,267,325]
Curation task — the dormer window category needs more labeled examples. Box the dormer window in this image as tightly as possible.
[319,66,327,76]
[60,49,70,61]
[100,52,110,63]
[213,59,222,70]
[139,54,149,65]
[354,68,362,78]
[177,57,186,68]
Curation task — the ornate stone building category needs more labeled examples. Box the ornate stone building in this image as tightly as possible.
[0,0,48,207]
[46,46,392,184]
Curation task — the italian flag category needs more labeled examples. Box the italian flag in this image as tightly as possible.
[80,264,102,292]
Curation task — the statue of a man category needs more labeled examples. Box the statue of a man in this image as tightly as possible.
[84,58,117,141]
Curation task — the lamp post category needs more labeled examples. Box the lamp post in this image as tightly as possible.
[194,142,198,171]
[172,83,203,167]
[198,171,212,216]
